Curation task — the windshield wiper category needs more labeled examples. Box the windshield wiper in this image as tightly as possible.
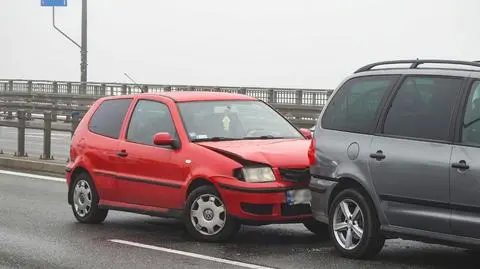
[191,137,238,142]
[243,135,285,140]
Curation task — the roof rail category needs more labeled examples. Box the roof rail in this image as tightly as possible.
[354,59,480,73]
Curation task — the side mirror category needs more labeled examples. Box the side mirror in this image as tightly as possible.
[299,128,313,139]
[153,132,174,146]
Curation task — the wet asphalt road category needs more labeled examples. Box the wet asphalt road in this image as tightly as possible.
[1,172,480,269]
[0,126,70,162]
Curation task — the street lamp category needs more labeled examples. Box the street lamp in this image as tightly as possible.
[41,0,88,95]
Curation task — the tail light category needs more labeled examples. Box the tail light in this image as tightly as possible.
[308,138,316,165]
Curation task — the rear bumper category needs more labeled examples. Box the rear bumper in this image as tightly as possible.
[309,176,338,224]
[217,182,313,224]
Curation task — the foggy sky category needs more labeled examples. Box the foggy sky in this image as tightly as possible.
[1,0,479,89]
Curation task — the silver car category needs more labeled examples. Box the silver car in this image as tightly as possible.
[309,59,480,259]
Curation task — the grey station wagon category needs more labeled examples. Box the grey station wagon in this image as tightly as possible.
[309,59,480,259]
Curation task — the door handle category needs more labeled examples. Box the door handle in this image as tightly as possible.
[117,150,128,157]
[370,150,386,161]
[452,160,469,170]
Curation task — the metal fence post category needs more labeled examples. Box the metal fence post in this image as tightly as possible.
[268,89,276,103]
[312,92,318,106]
[27,81,33,94]
[16,110,26,157]
[100,84,106,96]
[42,111,52,160]
[296,90,303,105]
[121,85,127,95]
[71,112,81,135]
[5,81,14,120]
[25,81,33,121]
[51,82,58,122]
[67,82,72,94]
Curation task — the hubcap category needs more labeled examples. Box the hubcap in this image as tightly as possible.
[73,179,92,218]
[190,194,226,236]
[333,199,364,250]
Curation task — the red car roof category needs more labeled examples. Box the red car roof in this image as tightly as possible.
[138,91,257,102]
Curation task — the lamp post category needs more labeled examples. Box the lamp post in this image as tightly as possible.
[80,0,87,95]
[42,0,88,94]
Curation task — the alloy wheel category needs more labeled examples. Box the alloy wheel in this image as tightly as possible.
[332,199,365,250]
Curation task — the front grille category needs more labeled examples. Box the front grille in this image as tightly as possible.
[281,203,311,216]
[241,203,274,215]
[279,167,311,183]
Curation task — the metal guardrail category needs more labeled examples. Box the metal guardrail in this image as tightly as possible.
[0,111,80,160]
[0,79,333,126]
[0,79,333,160]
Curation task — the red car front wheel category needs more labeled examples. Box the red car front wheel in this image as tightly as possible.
[184,185,240,242]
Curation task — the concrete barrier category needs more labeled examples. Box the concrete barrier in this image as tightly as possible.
[0,156,65,176]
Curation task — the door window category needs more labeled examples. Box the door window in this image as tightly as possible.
[382,76,463,142]
[461,81,480,146]
[126,99,178,146]
[321,75,399,134]
[88,98,132,139]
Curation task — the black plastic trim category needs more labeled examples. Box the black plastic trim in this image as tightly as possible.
[218,184,302,193]
[99,204,183,219]
[381,225,480,249]
[116,175,181,189]
[94,171,181,189]
[310,174,337,182]
[380,194,480,214]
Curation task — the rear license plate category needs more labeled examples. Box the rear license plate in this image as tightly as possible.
[286,189,312,205]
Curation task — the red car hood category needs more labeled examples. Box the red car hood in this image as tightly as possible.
[196,139,310,168]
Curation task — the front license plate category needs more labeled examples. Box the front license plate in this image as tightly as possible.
[286,189,312,205]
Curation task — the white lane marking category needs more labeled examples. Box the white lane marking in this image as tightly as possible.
[109,239,276,269]
[0,169,66,182]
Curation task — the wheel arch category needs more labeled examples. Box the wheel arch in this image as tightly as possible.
[328,177,383,222]
[186,177,215,199]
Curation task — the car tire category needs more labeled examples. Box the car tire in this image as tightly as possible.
[303,219,330,239]
[70,172,108,224]
[184,185,240,242]
[328,188,385,259]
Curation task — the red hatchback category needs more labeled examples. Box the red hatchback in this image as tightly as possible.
[66,91,328,241]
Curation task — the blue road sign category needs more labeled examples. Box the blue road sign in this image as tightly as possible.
[41,0,67,7]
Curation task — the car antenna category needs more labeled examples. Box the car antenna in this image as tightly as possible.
[124,72,146,93]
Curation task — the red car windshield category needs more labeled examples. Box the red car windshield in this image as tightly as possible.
[177,100,303,141]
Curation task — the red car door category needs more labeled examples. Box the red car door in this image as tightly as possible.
[80,97,134,202]
[114,98,189,210]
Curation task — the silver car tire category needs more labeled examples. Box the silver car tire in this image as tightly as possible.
[328,188,385,259]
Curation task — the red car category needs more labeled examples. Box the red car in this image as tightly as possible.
[65,91,328,241]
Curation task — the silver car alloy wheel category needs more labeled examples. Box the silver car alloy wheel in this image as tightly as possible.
[190,194,226,236]
[333,199,365,250]
[73,179,92,217]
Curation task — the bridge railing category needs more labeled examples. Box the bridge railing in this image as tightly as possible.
[0,79,333,160]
